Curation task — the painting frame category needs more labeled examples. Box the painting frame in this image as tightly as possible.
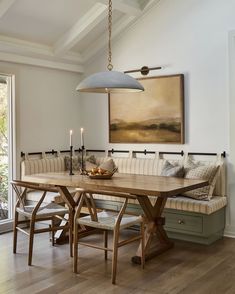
[108,74,184,144]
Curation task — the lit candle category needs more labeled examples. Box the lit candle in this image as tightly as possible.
[80,128,84,147]
[69,130,73,146]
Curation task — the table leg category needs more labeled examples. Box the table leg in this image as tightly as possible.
[132,195,174,264]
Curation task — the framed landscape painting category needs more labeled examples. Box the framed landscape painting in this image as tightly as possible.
[109,74,184,144]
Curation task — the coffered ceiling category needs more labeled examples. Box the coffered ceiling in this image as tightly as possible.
[0,0,160,73]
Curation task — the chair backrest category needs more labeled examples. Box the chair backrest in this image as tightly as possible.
[11,180,58,212]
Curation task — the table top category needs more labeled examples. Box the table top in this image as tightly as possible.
[23,172,208,198]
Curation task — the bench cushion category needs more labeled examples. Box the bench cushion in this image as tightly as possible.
[92,194,227,215]
[26,188,77,204]
[26,190,60,204]
[164,195,227,214]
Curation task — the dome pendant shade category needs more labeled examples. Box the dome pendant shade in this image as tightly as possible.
[76,71,144,93]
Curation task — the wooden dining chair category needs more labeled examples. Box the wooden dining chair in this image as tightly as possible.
[73,191,145,284]
[11,180,73,266]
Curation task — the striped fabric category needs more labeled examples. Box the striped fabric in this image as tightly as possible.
[164,196,227,214]
[21,157,65,178]
[26,190,60,203]
[93,194,227,215]
[96,157,159,176]
[21,154,226,214]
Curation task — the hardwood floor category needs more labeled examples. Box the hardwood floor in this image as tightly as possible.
[0,230,235,294]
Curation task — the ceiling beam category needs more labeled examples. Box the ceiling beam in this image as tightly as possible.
[0,0,16,19]
[83,14,135,63]
[97,0,142,16]
[54,3,107,56]
[141,0,161,11]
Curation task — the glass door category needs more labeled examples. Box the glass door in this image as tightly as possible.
[0,74,15,231]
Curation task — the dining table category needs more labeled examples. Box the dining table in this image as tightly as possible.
[22,172,208,264]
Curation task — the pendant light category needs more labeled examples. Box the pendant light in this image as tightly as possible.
[76,0,144,93]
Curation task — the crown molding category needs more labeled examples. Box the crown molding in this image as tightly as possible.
[0,51,84,73]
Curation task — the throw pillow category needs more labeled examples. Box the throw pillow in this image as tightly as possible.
[183,159,219,200]
[161,160,184,178]
[98,158,116,172]
[85,161,97,171]
[64,155,97,171]
[64,155,80,171]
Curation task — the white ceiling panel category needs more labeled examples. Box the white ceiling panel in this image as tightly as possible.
[0,0,96,45]
[0,0,160,72]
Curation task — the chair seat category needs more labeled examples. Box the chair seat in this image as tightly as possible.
[16,203,69,218]
[77,210,142,231]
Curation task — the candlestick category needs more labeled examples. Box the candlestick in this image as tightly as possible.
[80,145,86,175]
[69,145,74,175]
[80,128,84,147]
[69,129,73,146]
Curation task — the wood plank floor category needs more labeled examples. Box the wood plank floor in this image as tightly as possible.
[0,231,235,294]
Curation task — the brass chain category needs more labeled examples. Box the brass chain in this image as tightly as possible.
[107,0,113,71]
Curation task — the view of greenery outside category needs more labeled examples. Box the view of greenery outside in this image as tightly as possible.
[0,81,8,220]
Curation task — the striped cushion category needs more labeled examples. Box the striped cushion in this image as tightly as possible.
[26,188,77,203]
[164,196,227,214]
[26,190,60,203]
[97,157,159,175]
[93,194,226,215]
[21,157,65,177]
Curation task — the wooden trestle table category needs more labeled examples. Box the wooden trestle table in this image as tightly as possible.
[23,172,208,264]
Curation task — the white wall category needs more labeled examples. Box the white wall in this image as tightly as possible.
[0,61,82,175]
[79,0,235,234]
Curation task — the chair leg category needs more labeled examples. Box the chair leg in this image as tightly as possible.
[104,230,108,260]
[13,210,19,254]
[111,230,119,284]
[28,219,35,266]
[141,222,145,269]
[73,222,78,273]
[51,218,55,246]
[69,212,73,258]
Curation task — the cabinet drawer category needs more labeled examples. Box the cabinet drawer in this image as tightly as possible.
[164,212,203,233]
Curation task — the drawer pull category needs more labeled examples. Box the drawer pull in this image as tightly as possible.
[178,219,185,224]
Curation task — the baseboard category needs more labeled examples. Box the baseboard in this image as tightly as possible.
[0,220,13,234]
[224,225,235,238]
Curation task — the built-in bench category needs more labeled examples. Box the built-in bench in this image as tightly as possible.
[21,151,227,245]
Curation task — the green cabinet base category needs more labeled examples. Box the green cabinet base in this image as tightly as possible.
[94,199,226,245]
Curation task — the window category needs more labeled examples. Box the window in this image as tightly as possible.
[0,74,15,232]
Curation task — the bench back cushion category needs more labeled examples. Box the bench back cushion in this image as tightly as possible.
[97,155,226,197]
[21,153,226,198]
[97,157,159,176]
[21,157,65,180]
